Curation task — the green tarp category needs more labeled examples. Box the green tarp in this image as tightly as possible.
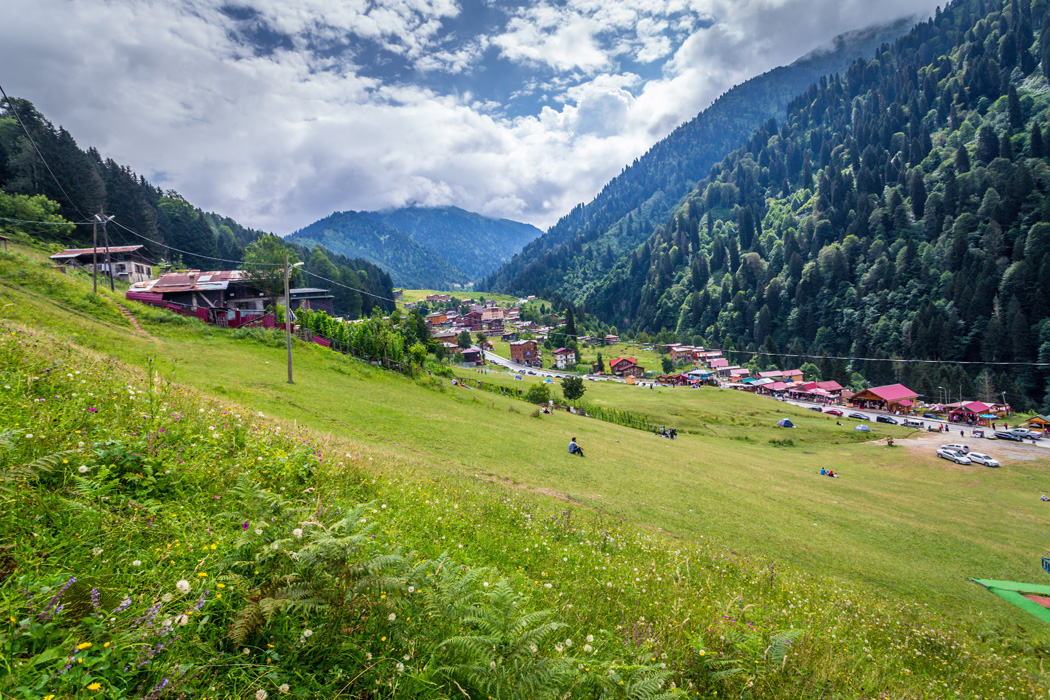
[970,578,1050,624]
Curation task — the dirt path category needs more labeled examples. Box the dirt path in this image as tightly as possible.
[898,428,1048,461]
[117,304,158,343]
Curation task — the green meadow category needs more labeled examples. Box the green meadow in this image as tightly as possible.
[2,243,1050,698]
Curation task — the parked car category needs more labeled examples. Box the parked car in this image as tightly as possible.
[876,415,899,425]
[848,412,870,420]
[808,405,823,411]
[824,408,843,416]
[922,413,940,420]
[941,443,970,454]
[995,430,1023,441]
[937,448,972,464]
[902,418,924,428]
[967,452,1000,467]
[1008,428,1043,440]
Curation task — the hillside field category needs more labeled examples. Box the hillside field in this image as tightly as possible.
[2,244,1050,698]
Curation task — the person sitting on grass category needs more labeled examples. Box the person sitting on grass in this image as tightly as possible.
[568,437,585,457]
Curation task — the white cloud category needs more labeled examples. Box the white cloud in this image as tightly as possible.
[1,0,943,239]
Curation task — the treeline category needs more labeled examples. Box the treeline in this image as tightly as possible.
[583,0,1050,410]
[0,98,394,318]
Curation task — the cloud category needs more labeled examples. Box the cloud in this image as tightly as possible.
[0,0,943,239]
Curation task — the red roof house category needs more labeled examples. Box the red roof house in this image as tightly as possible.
[849,383,918,412]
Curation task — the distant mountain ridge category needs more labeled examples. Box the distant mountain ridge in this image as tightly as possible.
[480,15,920,299]
[287,205,543,289]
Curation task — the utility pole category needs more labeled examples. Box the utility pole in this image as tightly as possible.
[102,214,114,291]
[284,256,303,384]
[92,210,99,294]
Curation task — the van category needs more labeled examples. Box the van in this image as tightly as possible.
[902,418,924,428]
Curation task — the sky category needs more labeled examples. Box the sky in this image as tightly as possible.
[2,0,942,235]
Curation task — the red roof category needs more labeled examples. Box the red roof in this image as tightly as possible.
[52,245,147,257]
[553,347,573,355]
[769,381,791,391]
[962,401,992,413]
[859,384,918,402]
[710,358,729,368]
[817,380,844,392]
[611,357,637,367]
[758,370,783,378]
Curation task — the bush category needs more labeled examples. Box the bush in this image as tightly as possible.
[523,383,551,404]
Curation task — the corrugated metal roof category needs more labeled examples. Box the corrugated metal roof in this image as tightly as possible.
[51,245,146,258]
[130,270,248,293]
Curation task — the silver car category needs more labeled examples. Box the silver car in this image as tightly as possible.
[967,452,1000,467]
[937,448,972,464]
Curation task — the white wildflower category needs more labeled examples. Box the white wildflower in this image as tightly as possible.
[175,614,189,626]
[388,613,396,622]
[175,579,191,595]
[255,690,268,700]
[78,465,89,474]
[396,662,405,673]
[278,684,289,694]
[132,560,142,567]
[586,635,594,643]
[292,528,303,538]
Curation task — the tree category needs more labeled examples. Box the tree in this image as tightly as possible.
[475,331,487,346]
[564,307,577,336]
[661,357,674,374]
[244,235,298,312]
[799,362,821,381]
[595,352,605,373]
[523,383,551,404]
[457,330,471,348]
[561,375,585,402]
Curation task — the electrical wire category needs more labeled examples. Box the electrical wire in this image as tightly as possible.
[0,215,92,227]
[108,219,282,267]
[299,268,403,305]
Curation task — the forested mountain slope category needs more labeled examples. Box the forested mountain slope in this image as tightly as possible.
[584,0,1050,411]
[373,206,541,280]
[0,99,395,317]
[287,210,469,289]
[480,16,919,300]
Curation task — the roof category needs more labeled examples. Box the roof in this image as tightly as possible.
[553,347,573,355]
[769,381,791,391]
[611,357,637,366]
[856,383,918,402]
[758,370,783,378]
[816,380,844,392]
[510,339,536,346]
[289,287,332,298]
[51,245,149,259]
[129,269,249,294]
[709,359,729,368]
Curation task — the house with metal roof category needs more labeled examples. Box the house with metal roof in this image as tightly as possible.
[50,245,155,283]
[848,383,919,413]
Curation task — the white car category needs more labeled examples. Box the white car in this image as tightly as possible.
[941,443,970,454]
[967,452,1000,467]
[937,448,972,464]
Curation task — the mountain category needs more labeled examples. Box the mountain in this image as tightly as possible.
[480,15,920,300]
[286,206,543,289]
[373,206,541,281]
[286,210,466,289]
[0,99,396,318]
[579,0,1050,411]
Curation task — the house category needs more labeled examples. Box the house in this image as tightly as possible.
[553,347,575,369]
[288,288,334,316]
[426,311,448,326]
[460,348,484,366]
[510,339,541,367]
[849,384,919,413]
[946,401,997,425]
[501,332,518,342]
[669,346,694,363]
[604,334,619,345]
[393,289,404,301]
[505,307,520,321]
[709,358,729,370]
[729,368,751,380]
[50,245,155,283]
[610,357,645,377]
[426,293,451,303]
[126,269,273,327]
[716,364,740,378]
[482,306,506,321]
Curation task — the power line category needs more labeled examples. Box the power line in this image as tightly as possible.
[299,268,402,305]
[109,219,280,267]
[0,215,92,227]
[0,83,90,221]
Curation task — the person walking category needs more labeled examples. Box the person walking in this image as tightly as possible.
[568,437,585,457]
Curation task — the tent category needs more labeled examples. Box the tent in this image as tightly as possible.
[544,378,553,383]
[776,418,795,428]
[854,424,871,432]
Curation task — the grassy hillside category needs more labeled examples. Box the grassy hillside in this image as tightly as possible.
[1,244,1049,698]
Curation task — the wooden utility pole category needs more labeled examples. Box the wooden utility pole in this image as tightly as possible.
[102,215,114,291]
[285,254,293,384]
[92,211,99,294]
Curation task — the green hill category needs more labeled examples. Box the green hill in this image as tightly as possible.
[0,238,1047,698]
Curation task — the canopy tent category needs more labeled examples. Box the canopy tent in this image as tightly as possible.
[776,418,795,428]
[544,378,553,383]
[970,579,1050,624]
[854,424,871,432]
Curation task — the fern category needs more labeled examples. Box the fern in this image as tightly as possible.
[0,448,80,497]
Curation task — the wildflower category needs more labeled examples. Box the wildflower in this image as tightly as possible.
[292,528,303,538]
[388,613,396,621]
[243,648,250,655]
[555,643,564,652]
[176,580,191,595]
[301,629,313,639]
[530,645,538,653]
[698,650,706,657]
[396,662,405,673]
[132,560,141,567]
[92,547,103,557]
[586,635,594,643]
[278,684,289,694]
[584,644,593,653]
[243,522,249,530]
[565,638,572,647]
[87,683,102,691]
[256,690,268,700]
[78,465,89,474]
[77,642,93,650]
[175,614,189,626]
[489,660,496,669]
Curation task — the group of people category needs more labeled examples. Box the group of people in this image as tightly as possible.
[819,468,840,478]
[659,427,678,439]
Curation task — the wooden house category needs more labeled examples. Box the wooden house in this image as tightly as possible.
[50,245,155,283]
[610,357,645,377]
[553,347,575,369]
[510,339,541,367]
[849,384,919,413]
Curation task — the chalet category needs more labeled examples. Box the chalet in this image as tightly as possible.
[782,369,804,382]
[610,357,645,377]
[789,380,843,403]
[849,383,919,413]
[510,339,541,367]
[946,401,997,425]
[482,306,505,321]
[1026,415,1050,433]
[51,245,155,283]
[715,364,740,378]
[729,368,751,380]
[604,334,619,345]
[460,348,484,366]
[431,329,459,344]
[126,270,269,323]
[0,234,9,251]
[426,311,448,326]
[709,358,729,370]
[462,312,483,330]
[553,347,575,369]
[288,288,335,316]
[393,289,404,301]
[669,346,694,363]
[426,293,451,303]
[501,332,518,342]
[505,307,520,321]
